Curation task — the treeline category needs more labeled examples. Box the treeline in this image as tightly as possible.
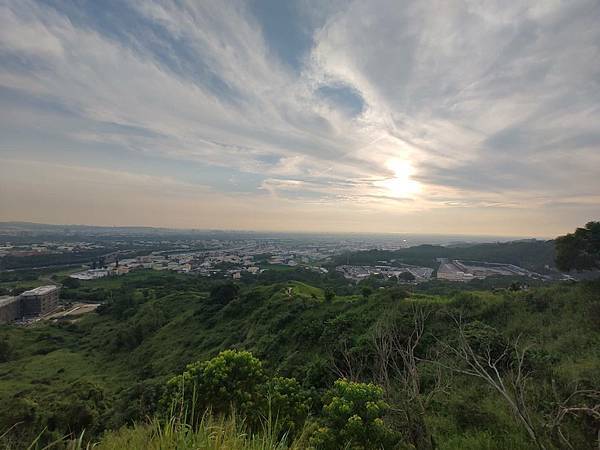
[335,240,556,273]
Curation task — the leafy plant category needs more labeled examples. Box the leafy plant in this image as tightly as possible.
[310,379,400,449]
[164,350,266,421]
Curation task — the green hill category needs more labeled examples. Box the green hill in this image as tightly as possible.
[335,240,556,273]
[0,270,598,449]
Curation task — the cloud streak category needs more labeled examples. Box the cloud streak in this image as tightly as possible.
[0,0,599,235]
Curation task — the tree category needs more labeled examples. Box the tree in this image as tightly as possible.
[209,282,239,305]
[0,337,14,363]
[163,349,266,421]
[110,379,164,427]
[49,381,108,438]
[361,286,373,299]
[324,288,335,302]
[372,306,443,450]
[555,221,600,271]
[547,387,600,449]
[163,350,311,435]
[437,316,547,450]
[309,379,399,450]
[263,376,310,434]
[398,271,416,282]
[387,286,410,301]
[438,318,600,449]
[0,396,42,445]
[62,277,80,289]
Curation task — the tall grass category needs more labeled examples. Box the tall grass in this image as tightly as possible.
[95,412,308,450]
[29,374,311,450]
[34,410,310,450]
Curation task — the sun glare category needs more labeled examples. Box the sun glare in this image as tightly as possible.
[377,159,421,198]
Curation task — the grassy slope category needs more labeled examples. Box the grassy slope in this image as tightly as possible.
[0,271,598,448]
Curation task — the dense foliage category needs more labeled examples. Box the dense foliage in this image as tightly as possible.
[555,221,600,271]
[0,245,598,448]
[164,350,268,420]
[310,379,398,449]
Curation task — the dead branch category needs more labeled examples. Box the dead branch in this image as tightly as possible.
[548,388,600,449]
[329,338,367,382]
[434,314,547,450]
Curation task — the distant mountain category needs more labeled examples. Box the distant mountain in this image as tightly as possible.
[0,221,535,245]
[0,221,173,234]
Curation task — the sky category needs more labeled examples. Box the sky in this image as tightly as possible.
[1,0,599,237]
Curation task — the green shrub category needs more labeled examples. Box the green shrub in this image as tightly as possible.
[210,283,240,305]
[309,379,400,449]
[163,350,267,421]
[0,336,14,362]
[263,377,310,434]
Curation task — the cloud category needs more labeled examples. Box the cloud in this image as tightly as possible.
[308,0,600,201]
[0,0,599,235]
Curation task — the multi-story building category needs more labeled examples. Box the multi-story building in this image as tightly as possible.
[19,285,60,316]
[0,296,21,324]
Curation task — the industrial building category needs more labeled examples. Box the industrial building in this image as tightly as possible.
[20,285,60,316]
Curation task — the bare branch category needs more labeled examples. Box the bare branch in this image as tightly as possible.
[433,315,547,450]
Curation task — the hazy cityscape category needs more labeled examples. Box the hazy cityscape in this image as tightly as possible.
[0,220,574,330]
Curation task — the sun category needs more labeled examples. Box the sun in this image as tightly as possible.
[377,159,421,198]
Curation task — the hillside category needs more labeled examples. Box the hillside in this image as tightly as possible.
[0,270,598,449]
[334,240,557,273]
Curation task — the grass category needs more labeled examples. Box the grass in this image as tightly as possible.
[271,282,324,302]
[74,269,188,289]
[40,411,309,450]
[438,431,532,450]
[98,415,306,450]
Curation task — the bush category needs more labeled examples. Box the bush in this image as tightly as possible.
[109,379,165,427]
[387,286,410,301]
[209,283,240,305]
[163,350,266,421]
[0,336,14,363]
[309,379,400,449]
[324,288,335,302]
[162,350,313,437]
[61,277,81,289]
[263,376,310,434]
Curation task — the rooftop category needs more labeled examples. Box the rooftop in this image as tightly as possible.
[0,296,18,307]
[20,285,60,296]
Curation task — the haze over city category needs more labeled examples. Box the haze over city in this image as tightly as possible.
[1,0,599,236]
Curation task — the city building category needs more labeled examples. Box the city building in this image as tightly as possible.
[0,296,21,324]
[19,285,60,316]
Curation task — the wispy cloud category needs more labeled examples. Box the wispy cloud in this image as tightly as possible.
[1,0,598,235]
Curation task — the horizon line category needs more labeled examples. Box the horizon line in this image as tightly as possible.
[0,220,554,240]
